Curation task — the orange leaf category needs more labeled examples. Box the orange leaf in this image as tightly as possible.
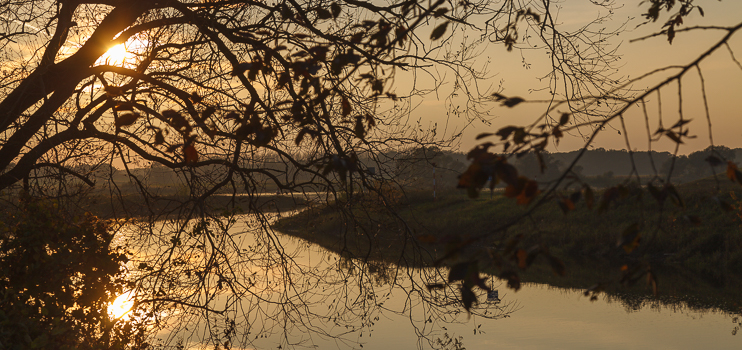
[341,96,351,117]
[727,161,737,181]
[516,249,528,269]
[184,144,199,165]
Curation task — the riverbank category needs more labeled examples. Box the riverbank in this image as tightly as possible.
[272,178,742,315]
[0,191,309,221]
[273,177,742,279]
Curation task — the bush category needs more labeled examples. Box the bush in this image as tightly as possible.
[0,197,146,350]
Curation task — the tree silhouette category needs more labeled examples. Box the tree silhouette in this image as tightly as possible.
[2,0,736,348]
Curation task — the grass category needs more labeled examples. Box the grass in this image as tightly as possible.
[272,177,742,313]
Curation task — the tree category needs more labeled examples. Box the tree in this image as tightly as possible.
[0,0,575,347]
[2,0,737,348]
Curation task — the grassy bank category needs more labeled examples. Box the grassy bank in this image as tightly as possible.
[272,178,742,316]
[273,177,742,278]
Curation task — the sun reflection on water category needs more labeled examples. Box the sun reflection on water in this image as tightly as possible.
[109,290,135,320]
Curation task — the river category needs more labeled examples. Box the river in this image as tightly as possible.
[116,214,741,349]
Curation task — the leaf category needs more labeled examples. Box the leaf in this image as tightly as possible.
[665,130,683,144]
[341,96,351,117]
[225,111,241,121]
[671,118,692,128]
[460,285,477,312]
[231,62,253,76]
[502,97,525,108]
[166,144,181,153]
[154,130,165,145]
[516,179,540,205]
[316,8,333,20]
[331,2,342,18]
[727,161,742,185]
[500,270,521,291]
[516,249,528,269]
[433,8,449,17]
[618,222,641,253]
[354,116,365,139]
[547,255,566,276]
[569,191,581,204]
[202,105,217,121]
[647,270,658,296]
[714,197,734,212]
[475,132,494,140]
[558,198,575,214]
[515,245,540,270]
[448,262,470,282]
[666,184,684,208]
[184,144,199,165]
[495,162,519,185]
[430,21,449,40]
[583,185,594,210]
[558,112,570,126]
[426,283,446,291]
[115,113,140,127]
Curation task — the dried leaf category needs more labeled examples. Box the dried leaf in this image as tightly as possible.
[341,96,351,117]
[430,21,449,40]
[184,144,199,165]
[558,112,570,126]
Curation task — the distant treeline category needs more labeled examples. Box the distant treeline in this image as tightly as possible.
[383,145,742,191]
[46,145,741,196]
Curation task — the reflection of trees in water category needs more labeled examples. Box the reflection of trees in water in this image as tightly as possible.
[120,215,516,349]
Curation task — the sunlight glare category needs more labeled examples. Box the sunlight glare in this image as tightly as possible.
[108,291,135,319]
[101,43,129,65]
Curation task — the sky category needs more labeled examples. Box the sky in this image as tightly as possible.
[408,0,742,155]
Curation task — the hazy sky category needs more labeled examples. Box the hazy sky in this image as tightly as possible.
[412,0,742,155]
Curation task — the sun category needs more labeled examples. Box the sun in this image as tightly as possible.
[99,39,148,67]
[100,43,130,66]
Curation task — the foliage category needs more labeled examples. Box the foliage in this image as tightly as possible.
[0,197,146,350]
